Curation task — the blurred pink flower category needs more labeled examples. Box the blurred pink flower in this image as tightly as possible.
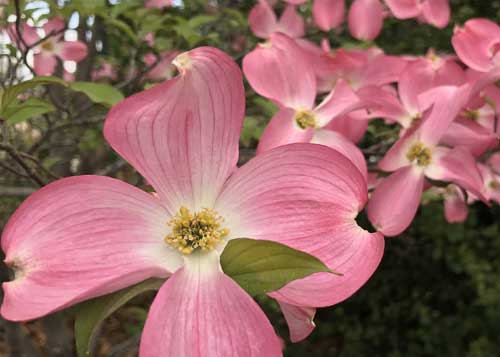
[452,18,500,72]
[386,0,450,28]
[145,0,172,9]
[91,62,118,81]
[249,0,304,39]
[8,18,87,76]
[311,43,408,93]
[1,46,383,355]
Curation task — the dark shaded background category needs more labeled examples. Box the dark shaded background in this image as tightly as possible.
[1,0,500,356]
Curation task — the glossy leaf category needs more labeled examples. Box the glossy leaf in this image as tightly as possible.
[220,238,335,296]
[74,278,164,357]
[70,82,124,107]
[4,98,56,124]
[0,76,66,112]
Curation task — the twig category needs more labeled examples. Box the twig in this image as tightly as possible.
[0,143,46,186]
[0,161,30,178]
[18,151,60,180]
[14,0,34,74]
[0,186,36,196]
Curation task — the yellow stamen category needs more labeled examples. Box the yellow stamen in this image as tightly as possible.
[41,40,54,52]
[294,110,317,129]
[164,206,229,255]
[463,109,479,120]
[489,180,500,191]
[406,142,432,167]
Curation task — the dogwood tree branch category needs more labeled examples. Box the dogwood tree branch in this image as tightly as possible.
[0,143,46,186]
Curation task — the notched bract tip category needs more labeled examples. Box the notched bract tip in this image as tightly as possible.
[172,52,193,74]
[4,258,26,282]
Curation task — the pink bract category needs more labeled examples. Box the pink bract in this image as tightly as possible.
[386,0,450,28]
[452,18,500,72]
[1,47,384,355]
[249,0,304,39]
[313,0,345,31]
[348,0,384,41]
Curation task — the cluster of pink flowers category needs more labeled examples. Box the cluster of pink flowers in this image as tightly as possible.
[245,5,500,238]
[250,0,450,41]
[2,2,500,356]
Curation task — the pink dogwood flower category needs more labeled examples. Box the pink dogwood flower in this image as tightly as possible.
[249,0,304,39]
[452,19,500,72]
[385,0,450,28]
[9,18,87,76]
[1,47,384,355]
[475,163,500,204]
[440,81,500,156]
[367,84,487,236]
[243,33,368,177]
[312,43,408,93]
[361,52,465,131]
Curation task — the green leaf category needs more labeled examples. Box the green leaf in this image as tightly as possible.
[70,82,124,107]
[4,98,55,124]
[74,278,163,357]
[0,76,66,112]
[220,238,335,296]
[105,18,139,43]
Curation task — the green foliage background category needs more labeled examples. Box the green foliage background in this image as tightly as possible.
[1,0,500,356]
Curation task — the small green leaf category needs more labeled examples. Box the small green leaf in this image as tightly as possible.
[221,238,335,296]
[0,76,66,112]
[70,82,124,107]
[74,278,163,357]
[4,98,55,124]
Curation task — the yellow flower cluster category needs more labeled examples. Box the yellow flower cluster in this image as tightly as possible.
[294,110,317,129]
[406,141,432,167]
[165,206,229,255]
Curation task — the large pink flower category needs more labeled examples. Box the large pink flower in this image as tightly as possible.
[9,18,88,76]
[1,47,384,355]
